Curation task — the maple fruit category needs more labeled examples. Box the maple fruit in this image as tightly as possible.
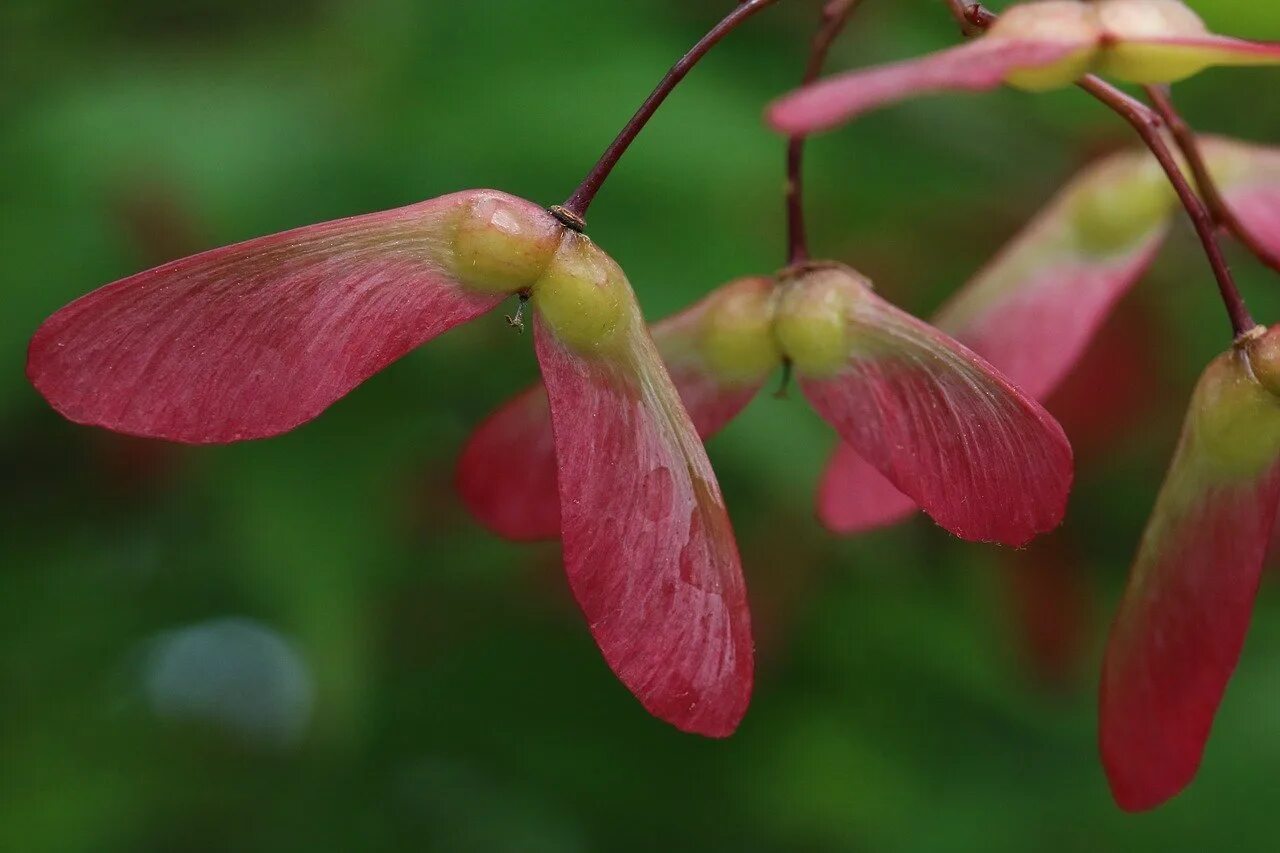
[29,192,506,444]
[769,0,1280,135]
[457,277,775,543]
[449,194,563,291]
[529,234,632,354]
[24,0,802,739]
[453,0,1280,809]
[532,255,753,738]
[818,138,1280,538]
[773,0,1280,809]
[460,260,1074,549]
[22,0,1280,816]
[697,280,785,384]
[1100,327,1280,811]
[27,188,757,737]
[780,263,1073,545]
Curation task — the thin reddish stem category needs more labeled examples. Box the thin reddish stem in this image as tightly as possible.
[1143,84,1280,276]
[1076,78,1254,336]
[555,0,782,230]
[785,138,810,264]
[787,0,867,264]
[957,4,1255,338]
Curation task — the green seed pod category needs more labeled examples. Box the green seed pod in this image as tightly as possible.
[1093,0,1214,84]
[531,233,631,354]
[449,194,562,292]
[1245,326,1280,399]
[1068,153,1177,255]
[698,279,782,384]
[773,265,861,377]
[989,1,1101,92]
[1191,334,1280,479]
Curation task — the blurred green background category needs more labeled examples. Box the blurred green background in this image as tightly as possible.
[5,1,1280,850]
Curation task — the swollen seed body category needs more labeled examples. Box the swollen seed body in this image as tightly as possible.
[1246,326,1280,399]
[1094,0,1212,83]
[449,194,562,292]
[988,1,1100,91]
[773,266,861,378]
[531,234,630,354]
[1193,344,1280,479]
[1069,156,1175,255]
[699,279,782,384]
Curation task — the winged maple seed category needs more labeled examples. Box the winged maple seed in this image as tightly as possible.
[769,0,1280,135]
[458,277,777,542]
[820,138,1280,535]
[1101,325,1280,812]
[22,0,1280,816]
[27,190,753,737]
[459,262,1073,548]
[465,139,1280,546]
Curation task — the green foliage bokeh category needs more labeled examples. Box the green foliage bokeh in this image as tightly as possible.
[4,1,1280,850]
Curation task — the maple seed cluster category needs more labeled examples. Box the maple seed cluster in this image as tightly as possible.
[21,0,1280,819]
[768,0,1280,816]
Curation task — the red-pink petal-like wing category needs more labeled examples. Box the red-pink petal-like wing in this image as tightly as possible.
[28,190,548,443]
[457,279,772,542]
[652,280,776,439]
[932,152,1169,400]
[1204,135,1280,263]
[817,441,918,534]
[1100,342,1280,811]
[455,386,561,541]
[1228,188,1280,259]
[534,255,753,736]
[818,150,1168,536]
[768,39,1084,135]
[800,271,1072,546]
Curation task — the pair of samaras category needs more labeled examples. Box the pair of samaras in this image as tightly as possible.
[770,0,1280,134]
